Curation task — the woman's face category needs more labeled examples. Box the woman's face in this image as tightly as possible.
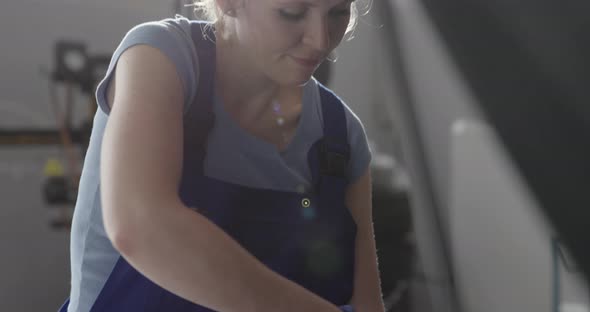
[231,0,353,86]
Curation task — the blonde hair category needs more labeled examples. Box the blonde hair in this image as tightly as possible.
[191,0,219,22]
[190,0,372,39]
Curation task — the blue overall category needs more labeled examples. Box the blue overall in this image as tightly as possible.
[60,22,357,312]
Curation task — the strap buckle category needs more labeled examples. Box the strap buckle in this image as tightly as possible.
[319,139,349,178]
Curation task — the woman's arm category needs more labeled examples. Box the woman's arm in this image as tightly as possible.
[100,44,341,312]
[345,169,386,312]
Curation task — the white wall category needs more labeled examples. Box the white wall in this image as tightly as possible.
[0,1,174,310]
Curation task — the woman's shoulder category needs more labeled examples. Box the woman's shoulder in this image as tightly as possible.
[123,15,196,47]
[312,79,372,182]
[124,15,211,45]
[96,15,202,115]
[312,79,367,133]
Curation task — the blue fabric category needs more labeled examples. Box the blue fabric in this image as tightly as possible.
[87,177,355,311]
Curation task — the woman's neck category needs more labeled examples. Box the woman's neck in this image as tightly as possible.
[214,35,302,125]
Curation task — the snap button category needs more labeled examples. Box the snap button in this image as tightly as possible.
[301,198,311,208]
[296,184,306,194]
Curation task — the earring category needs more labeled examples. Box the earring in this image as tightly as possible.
[327,50,339,63]
[225,8,236,17]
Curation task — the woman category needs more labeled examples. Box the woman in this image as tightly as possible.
[61,0,383,311]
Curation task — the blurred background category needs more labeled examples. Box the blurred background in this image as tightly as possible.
[1,0,589,311]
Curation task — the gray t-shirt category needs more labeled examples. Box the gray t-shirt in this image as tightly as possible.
[67,16,371,312]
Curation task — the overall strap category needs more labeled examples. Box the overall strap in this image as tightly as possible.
[308,82,351,199]
[318,84,350,178]
[180,22,216,202]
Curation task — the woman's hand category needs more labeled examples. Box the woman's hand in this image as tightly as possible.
[339,304,354,312]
